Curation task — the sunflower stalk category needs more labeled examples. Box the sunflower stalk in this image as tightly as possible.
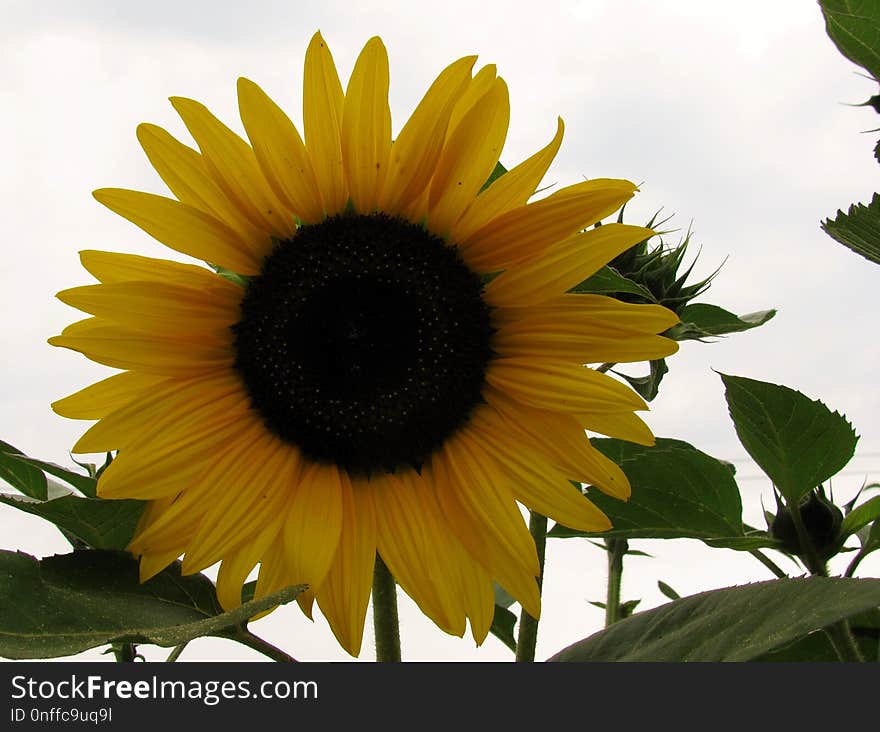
[604,538,627,626]
[372,555,401,662]
[515,511,548,662]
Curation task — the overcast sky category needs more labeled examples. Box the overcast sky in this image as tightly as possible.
[2,0,879,662]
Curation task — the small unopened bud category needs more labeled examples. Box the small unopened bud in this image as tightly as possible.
[770,486,844,561]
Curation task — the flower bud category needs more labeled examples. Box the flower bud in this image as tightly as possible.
[770,486,844,561]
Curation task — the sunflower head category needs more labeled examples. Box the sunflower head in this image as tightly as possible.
[49,31,679,656]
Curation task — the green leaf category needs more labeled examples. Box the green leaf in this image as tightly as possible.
[657,581,681,600]
[489,605,517,653]
[756,625,879,662]
[720,373,859,503]
[670,303,776,341]
[548,438,754,545]
[0,550,305,659]
[612,359,668,402]
[822,193,880,265]
[820,0,880,80]
[4,453,97,498]
[0,494,144,550]
[570,265,656,300]
[548,576,880,661]
[480,161,508,192]
[0,441,48,500]
[842,495,880,537]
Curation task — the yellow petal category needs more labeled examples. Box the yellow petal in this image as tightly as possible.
[56,281,241,337]
[578,410,656,447]
[450,542,495,645]
[459,180,638,271]
[127,491,204,555]
[341,37,391,213]
[373,472,466,637]
[494,293,680,333]
[215,520,283,611]
[138,549,183,583]
[467,408,613,529]
[124,419,269,548]
[315,474,377,657]
[485,388,632,498]
[485,224,655,306]
[378,55,476,212]
[427,78,509,237]
[92,188,265,275]
[51,371,165,420]
[78,250,222,287]
[452,117,564,241]
[438,430,539,575]
[74,371,244,454]
[170,96,295,238]
[49,324,232,377]
[136,122,263,242]
[236,77,325,224]
[281,461,344,617]
[303,31,347,215]
[487,357,647,414]
[431,450,541,619]
[446,64,497,140]
[98,412,248,500]
[182,438,297,573]
[492,311,680,364]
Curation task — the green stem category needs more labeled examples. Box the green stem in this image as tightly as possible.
[787,502,863,662]
[232,629,299,662]
[165,643,188,662]
[111,643,138,662]
[845,547,870,578]
[604,538,627,626]
[372,554,401,662]
[749,549,787,578]
[515,512,548,662]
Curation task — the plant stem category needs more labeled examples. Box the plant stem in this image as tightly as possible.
[844,547,869,578]
[604,538,627,626]
[372,554,401,662]
[515,512,548,662]
[232,629,299,662]
[749,549,787,578]
[596,362,616,374]
[111,643,138,662]
[787,501,864,662]
[165,643,188,662]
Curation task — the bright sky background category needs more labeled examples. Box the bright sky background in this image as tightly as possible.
[2,0,879,662]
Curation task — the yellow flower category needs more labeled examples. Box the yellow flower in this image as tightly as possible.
[49,32,678,656]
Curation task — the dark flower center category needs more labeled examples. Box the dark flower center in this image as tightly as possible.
[232,213,494,475]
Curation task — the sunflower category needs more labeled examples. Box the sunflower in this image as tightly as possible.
[49,31,678,657]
